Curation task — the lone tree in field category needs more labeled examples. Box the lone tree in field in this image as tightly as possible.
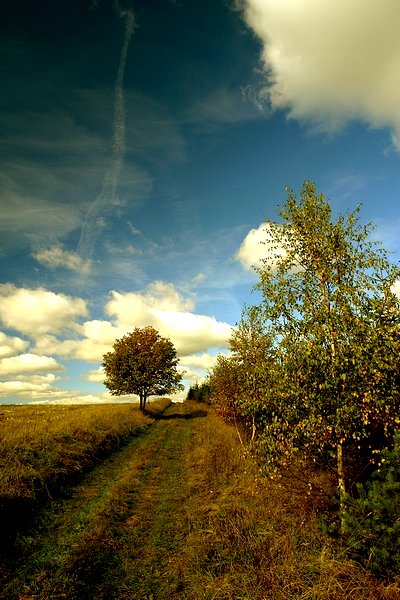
[102,326,183,411]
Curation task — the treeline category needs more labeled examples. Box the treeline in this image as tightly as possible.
[186,382,211,404]
[203,182,400,579]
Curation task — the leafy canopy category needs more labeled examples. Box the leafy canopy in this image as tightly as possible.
[209,181,400,494]
[102,326,183,410]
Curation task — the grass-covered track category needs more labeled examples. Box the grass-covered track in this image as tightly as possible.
[0,401,398,599]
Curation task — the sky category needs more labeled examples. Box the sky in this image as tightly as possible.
[2,0,400,404]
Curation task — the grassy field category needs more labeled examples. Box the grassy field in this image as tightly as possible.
[0,400,170,516]
[0,400,398,599]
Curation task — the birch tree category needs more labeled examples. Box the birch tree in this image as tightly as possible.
[248,181,400,512]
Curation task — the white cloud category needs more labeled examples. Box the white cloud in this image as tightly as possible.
[179,353,218,371]
[33,282,231,362]
[33,245,91,274]
[0,353,63,376]
[106,282,232,355]
[81,320,124,344]
[107,281,195,316]
[391,280,400,299]
[0,285,88,337]
[153,310,231,355]
[0,381,111,403]
[85,366,105,383]
[0,331,29,358]
[241,0,400,146]
[0,282,232,403]
[235,222,288,271]
[235,224,268,271]
[0,373,59,394]
[33,334,114,362]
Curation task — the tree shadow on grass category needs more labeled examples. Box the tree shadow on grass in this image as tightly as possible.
[147,408,208,420]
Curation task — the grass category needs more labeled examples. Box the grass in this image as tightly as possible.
[0,399,171,511]
[0,400,399,599]
[0,401,196,599]
[177,407,400,599]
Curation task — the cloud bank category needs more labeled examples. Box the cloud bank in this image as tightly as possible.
[0,285,87,336]
[106,282,232,356]
[241,0,400,146]
[0,281,232,402]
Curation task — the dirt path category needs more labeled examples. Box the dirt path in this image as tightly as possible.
[1,402,207,600]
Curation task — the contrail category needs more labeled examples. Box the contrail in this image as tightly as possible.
[77,9,135,263]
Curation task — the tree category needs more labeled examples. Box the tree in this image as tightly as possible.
[102,326,183,411]
[209,181,400,526]
[229,306,277,440]
[252,181,400,515]
[186,382,211,403]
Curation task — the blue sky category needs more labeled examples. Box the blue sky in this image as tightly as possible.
[1,0,400,403]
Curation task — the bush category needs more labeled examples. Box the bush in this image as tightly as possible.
[342,432,400,579]
[186,382,211,404]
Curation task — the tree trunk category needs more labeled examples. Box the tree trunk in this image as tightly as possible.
[337,440,346,534]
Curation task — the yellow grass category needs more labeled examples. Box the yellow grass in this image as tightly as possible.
[0,399,171,502]
[179,407,400,599]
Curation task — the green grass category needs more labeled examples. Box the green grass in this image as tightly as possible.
[0,401,196,599]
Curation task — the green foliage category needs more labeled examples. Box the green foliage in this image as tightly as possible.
[103,326,183,411]
[209,180,400,516]
[186,382,211,403]
[342,432,400,579]
[208,307,277,441]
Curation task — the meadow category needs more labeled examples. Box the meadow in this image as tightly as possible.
[0,400,170,506]
[0,400,398,599]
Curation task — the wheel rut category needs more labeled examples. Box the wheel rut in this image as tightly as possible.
[1,403,200,600]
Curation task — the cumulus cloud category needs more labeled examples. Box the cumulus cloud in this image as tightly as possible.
[0,281,232,403]
[179,353,222,387]
[0,353,63,376]
[0,331,29,358]
[107,281,195,316]
[33,245,91,274]
[235,222,288,271]
[0,285,87,337]
[391,280,400,299]
[106,281,232,355]
[179,353,219,371]
[33,334,114,362]
[240,0,400,146]
[0,381,112,403]
[85,366,105,383]
[0,373,59,394]
[30,281,230,362]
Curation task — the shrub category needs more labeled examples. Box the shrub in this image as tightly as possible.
[342,432,400,579]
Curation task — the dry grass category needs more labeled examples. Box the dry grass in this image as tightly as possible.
[178,407,400,600]
[1,400,398,599]
[0,398,171,504]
